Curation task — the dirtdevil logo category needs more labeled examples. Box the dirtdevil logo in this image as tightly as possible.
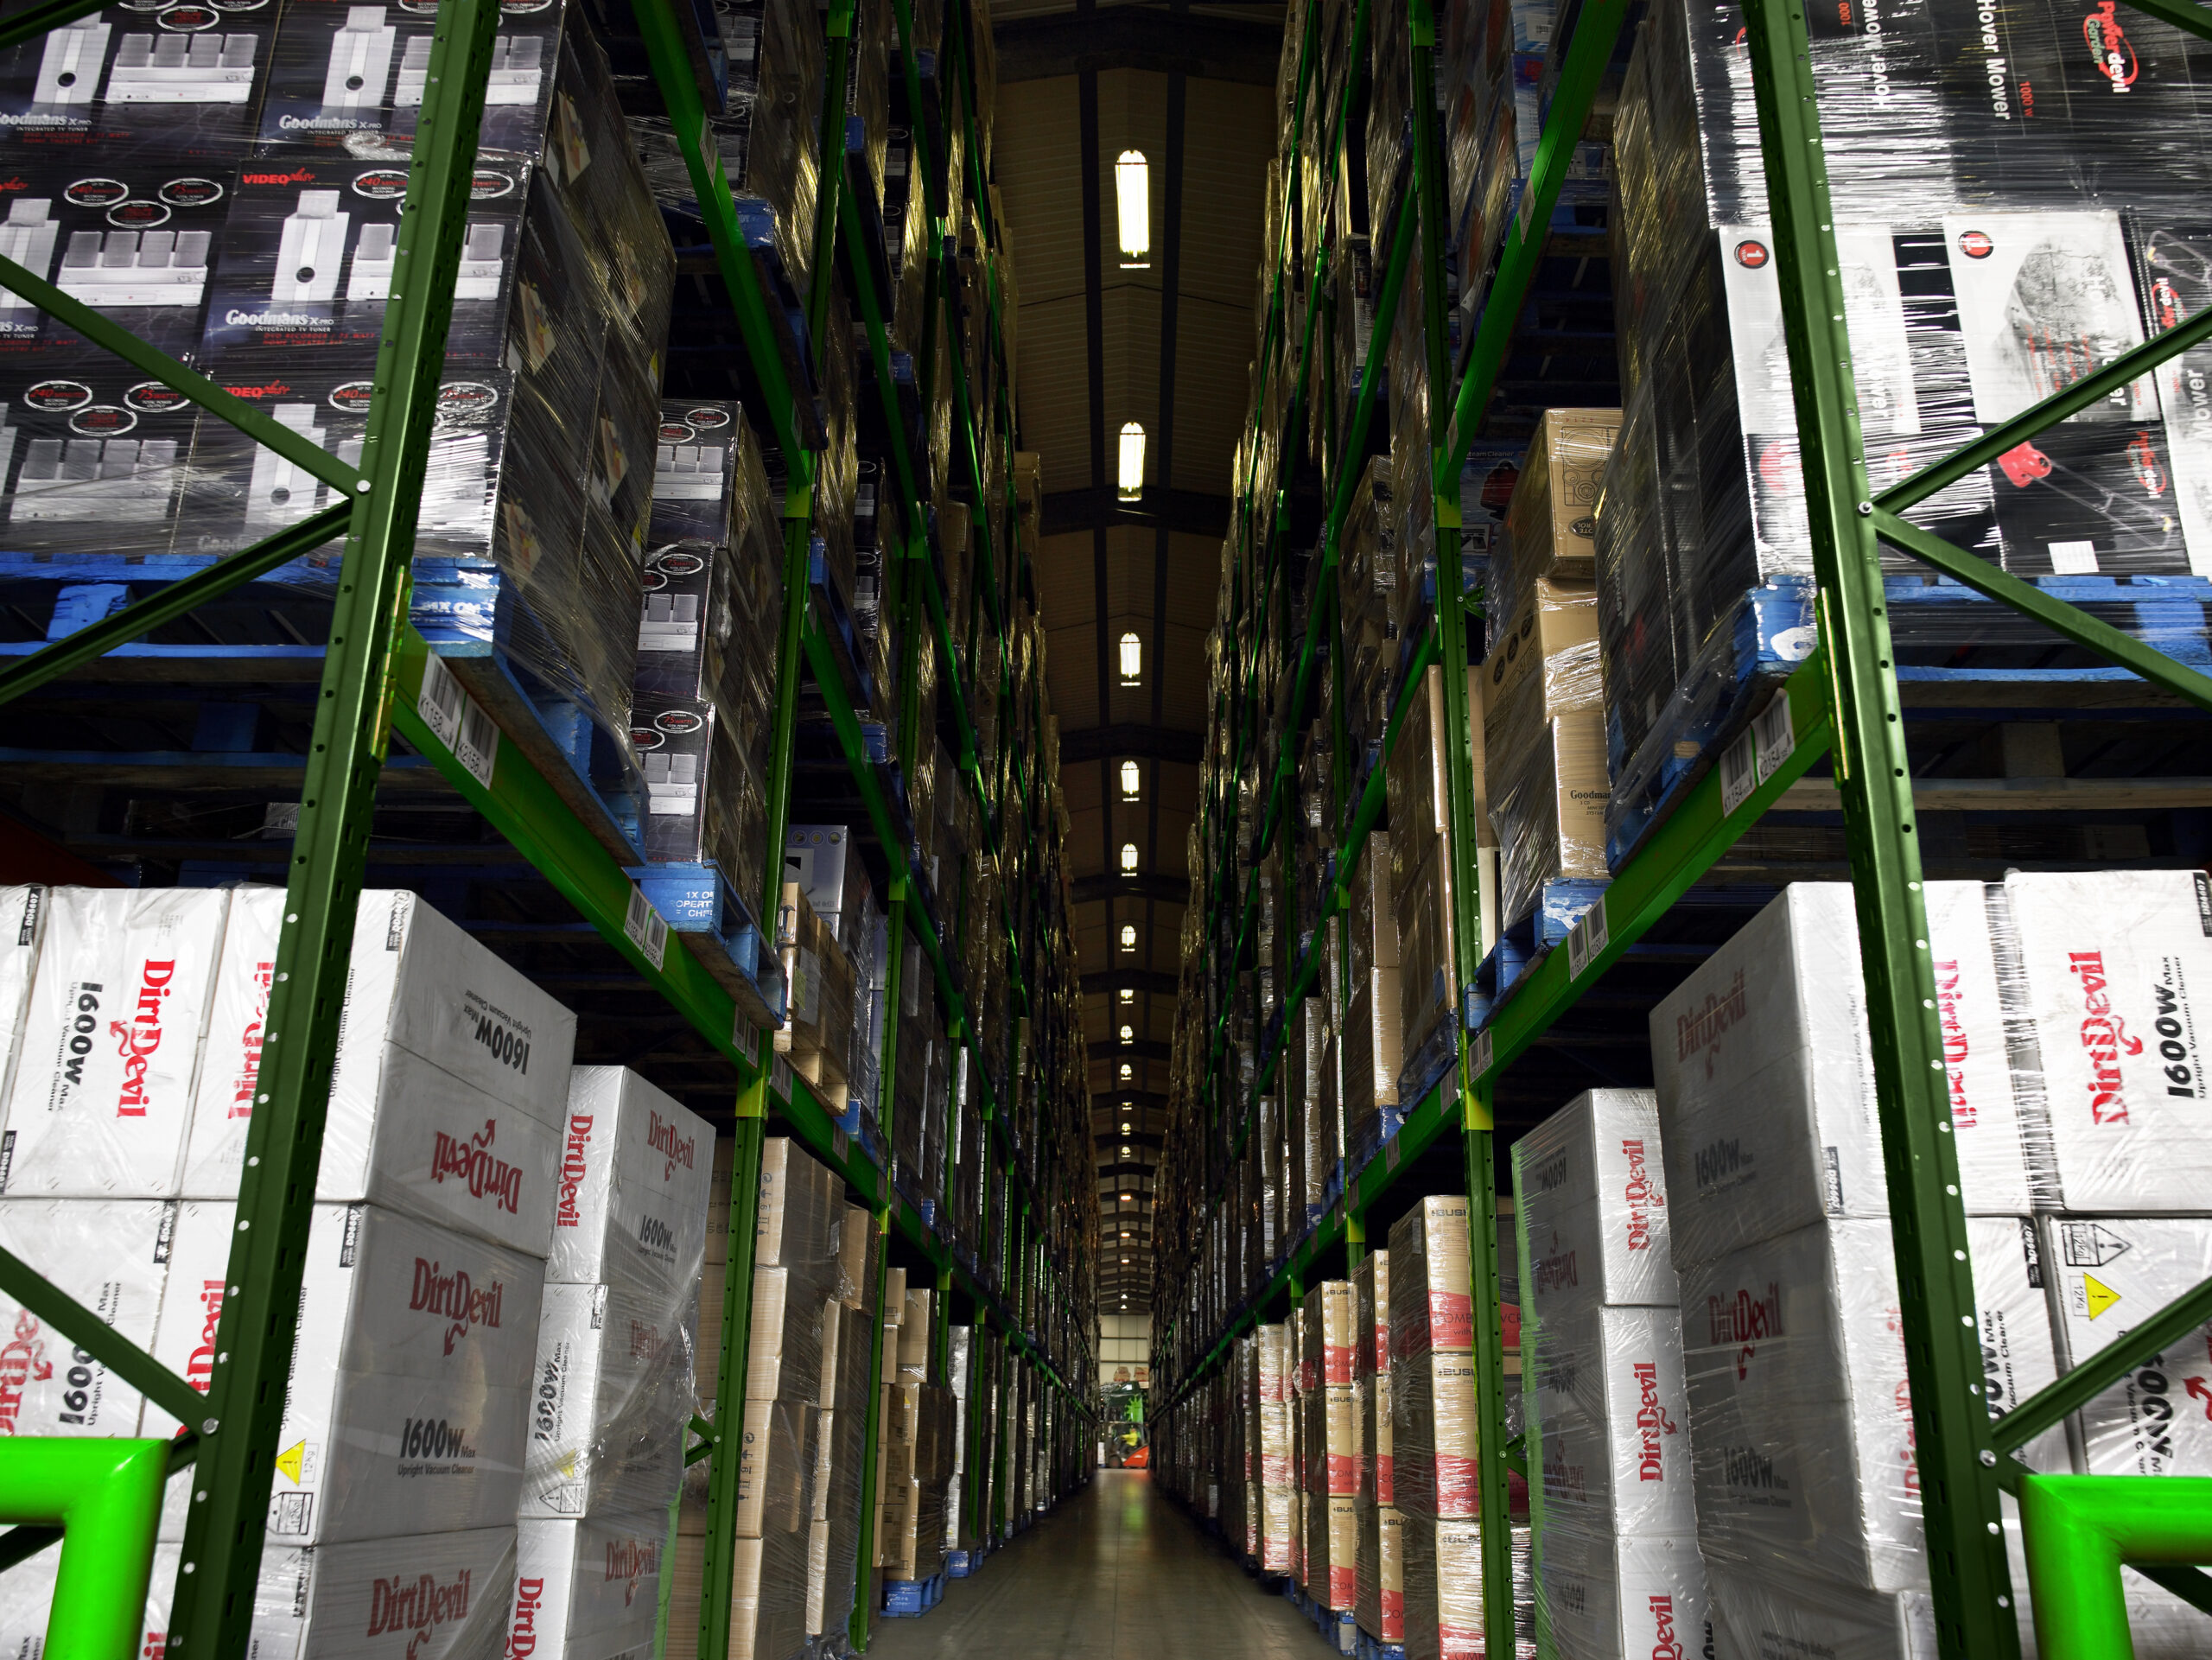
[2082,1,2138,89]
[0,1309,53,1434]
[554,1114,593,1228]
[228,959,274,1119]
[645,1109,696,1180]
[112,959,177,1116]
[2071,951,2142,1123]
[1621,1137,1662,1250]
[1533,1234,1579,1294]
[1676,970,1748,1077]
[1633,1360,1678,1479]
[1649,1596,1684,1660]
[409,1258,505,1357]
[605,1535,659,1605]
[507,1576,546,1658]
[1709,1282,1783,1379]
[626,1318,663,1363]
[366,1565,473,1660]
[431,1119,524,1214]
[1934,960,1974,1128]
[182,1278,222,1393]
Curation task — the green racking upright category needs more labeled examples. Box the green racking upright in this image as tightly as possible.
[0,0,1098,1648]
[1146,0,2212,1652]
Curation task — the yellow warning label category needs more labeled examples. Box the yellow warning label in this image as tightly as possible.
[2084,1275,2122,1320]
[276,1441,306,1485]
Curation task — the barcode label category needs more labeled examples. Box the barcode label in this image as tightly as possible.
[771,1055,791,1099]
[1566,894,1609,980]
[1719,728,1758,817]
[1472,1028,1494,1078]
[418,651,497,788]
[1752,693,1796,783]
[623,885,668,970]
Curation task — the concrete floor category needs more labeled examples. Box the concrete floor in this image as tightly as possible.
[867,1470,1322,1660]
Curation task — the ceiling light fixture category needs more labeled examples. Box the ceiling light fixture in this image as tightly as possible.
[1119,1062,1133,1081]
[1119,922,1137,952]
[1117,424,1145,501]
[1118,987,1134,1006]
[1120,1120,1131,1132]
[1121,760,1141,800]
[1121,841,1139,874]
[1118,630,1142,684]
[1116,149,1149,266]
[1119,1024,1134,1044]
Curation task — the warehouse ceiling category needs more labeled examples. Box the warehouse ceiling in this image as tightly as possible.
[993,0,1281,1320]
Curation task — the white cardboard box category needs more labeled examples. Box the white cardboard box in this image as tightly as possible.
[1535,1528,1709,1660]
[1516,1089,1677,1313]
[512,1515,664,1660]
[0,887,230,1197]
[0,1198,174,1436]
[150,1200,543,1542]
[1707,1564,1934,1660]
[1999,870,2212,1212]
[1530,1304,1696,1538]
[2037,1213,2212,1477]
[546,1067,713,1293]
[1680,1216,2060,1592]
[183,889,576,1200]
[1651,883,2033,1267]
[520,1280,692,1521]
[251,1527,518,1660]
[0,886,47,1113]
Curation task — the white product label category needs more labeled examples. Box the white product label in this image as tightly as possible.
[1719,728,1758,817]
[623,886,668,971]
[1567,894,1609,981]
[418,650,498,789]
[772,1055,791,1099]
[1752,692,1796,783]
[1472,1029,1493,1079]
[2047,540,2100,575]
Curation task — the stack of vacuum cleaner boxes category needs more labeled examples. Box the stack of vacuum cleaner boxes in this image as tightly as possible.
[804,1199,873,1645]
[0,886,579,1657]
[1514,1090,1709,1660]
[1303,1280,1361,1641]
[1651,875,2212,1657]
[1389,1196,1486,1660]
[514,1068,715,1660]
[1353,1250,1402,1654]
[633,398,785,931]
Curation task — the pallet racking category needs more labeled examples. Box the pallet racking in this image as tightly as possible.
[1147,0,2212,1652]
[0,0,1095,1649]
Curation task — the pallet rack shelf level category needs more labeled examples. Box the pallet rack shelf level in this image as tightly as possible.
[1151,0,2212,1650]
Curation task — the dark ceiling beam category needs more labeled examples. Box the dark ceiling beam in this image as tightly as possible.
[1058,722,1203,766]
[1072,872,1189,906]
[1081,970,1179,998]
[1096,1161,1155,1180]
[993,8,1281,84]
[1095,1131,1164,1151]
[1090,1038,1173,1063]
[1041,486,1231,540]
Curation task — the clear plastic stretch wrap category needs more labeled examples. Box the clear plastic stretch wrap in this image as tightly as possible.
[1536,1529,1710,1660]
[0,1198,174,1438]
[1491,410,1619,633]
[512,1514,664,1660]
[1514,1090,1676,1317]
[1389,1196,1475,1362]
[1679,1214,2063,1593]
[1479,579,1608,932]
[749,1139,849,1407]
[544,1066,713,1295]
[1649,883,2041,1265]
[0,885,43,1103]
[1343,840,1402,1156]
[1402,1515,1533,1660]
[1526,1303,1694,1540]
[1391,1351,1479,1523]
[520,1273,700,1521]
[174,1199,543,1543]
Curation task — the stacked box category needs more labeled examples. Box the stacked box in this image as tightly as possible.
[1353,1250,1403,1646]
[1342,840,1401,1168]
[1514,1091,1709,1660]
[1256,1321,1297,1573]
[1480,577,1607,933]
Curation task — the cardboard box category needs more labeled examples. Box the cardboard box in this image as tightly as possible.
[1391,1352,1479,1521]
[1354,1498,1403,1642]
[1680,1216,2059,1591]
[0,888,42,1117]
[0,1198,172,1436]
[1,886,228,1197]
[1529,1304,1695,1538]
[520,1279,694,1521]
[1498,408,1621,598]
[253,1527,520,1660]
[1998,870,2212,1212]
[1536,1529,1709,1660]
[1705,1564,1930,1660]
[1389,1197,1473,1358]
[158,1201,543,1543]
[513,1515,664,1660]
[1651,883,2035,1266]
[1516,1089,1677,1314]
[545,1066,713,1294]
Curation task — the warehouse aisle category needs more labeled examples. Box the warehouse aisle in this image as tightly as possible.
[867,1472,1316,1660]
